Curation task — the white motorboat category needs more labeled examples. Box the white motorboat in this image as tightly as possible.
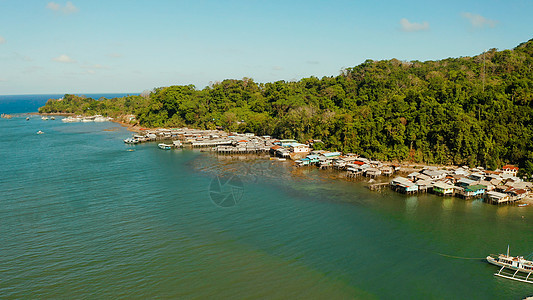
[124,137,139,144]
[487,246,533,283]
[94,116,110,122]
[62,116,81,123]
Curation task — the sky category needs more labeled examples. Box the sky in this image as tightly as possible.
[0,0,532,95]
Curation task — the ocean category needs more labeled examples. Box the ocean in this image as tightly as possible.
[0,93,136,114]
[0,96,532,299]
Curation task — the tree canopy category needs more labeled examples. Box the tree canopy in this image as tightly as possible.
[40,39,533,176]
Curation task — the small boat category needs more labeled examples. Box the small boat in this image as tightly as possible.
[94,115,111,122]
[62,116,82,123]
[158,143,172,150]
[41,116,48,120]
[26,117,30,121]
[50,116,55,120]
[487,246,533,283]
[37,130,44,134]
[518,203,528,207]
[124,137,139,144]
[126,149,135,152]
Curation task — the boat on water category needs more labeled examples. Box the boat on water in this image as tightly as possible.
[124,137,139,144]
[62,115,111,123]
[37,130,44,134]
[518,203,528,207]
[158,143,172,150]
[50,116,55,120]
[487,246,533,283]
[94,115,111,122]
[62,116,82,122]
[26,117,30,121]
[41,116,48,121]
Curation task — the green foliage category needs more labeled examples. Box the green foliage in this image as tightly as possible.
[40,39,533,176]
[38,94,148,118]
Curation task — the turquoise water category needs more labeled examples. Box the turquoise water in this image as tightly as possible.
[1,115,532,299]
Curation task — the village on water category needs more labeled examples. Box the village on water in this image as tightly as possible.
[117,121,532,206]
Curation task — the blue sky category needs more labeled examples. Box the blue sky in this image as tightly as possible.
[0,0,531,94]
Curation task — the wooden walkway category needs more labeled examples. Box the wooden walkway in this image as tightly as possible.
[367,182,390,191]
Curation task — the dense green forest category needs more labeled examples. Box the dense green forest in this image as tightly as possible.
[40,39,533,175]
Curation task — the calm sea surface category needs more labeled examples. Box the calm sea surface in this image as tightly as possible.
[1,96,532,299]
[0,93,136,114]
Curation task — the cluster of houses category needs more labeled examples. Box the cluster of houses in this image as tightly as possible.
[125,128,281,153]
[123,128,531,206]
[269,139,312,158]
[390,165,530,204]
[292,151,401,178]
[269,139,530,206]
[269,141,401,179]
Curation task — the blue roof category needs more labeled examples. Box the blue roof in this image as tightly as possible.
[307,155,320,159]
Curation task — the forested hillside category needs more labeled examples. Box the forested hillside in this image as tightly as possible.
[40,39,533,174]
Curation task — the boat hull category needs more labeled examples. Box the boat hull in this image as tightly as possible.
[487,254,533,283]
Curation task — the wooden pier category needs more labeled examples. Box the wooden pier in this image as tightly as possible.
[346,171,363,178]
[367,182,390,191]
[216,145,270,154]
[190,140,233,148]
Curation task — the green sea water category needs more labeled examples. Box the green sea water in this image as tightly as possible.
[1,115,532,299]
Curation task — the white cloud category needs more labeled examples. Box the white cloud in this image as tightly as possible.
[64,1,78,14]
[52,54,76,63]
[46,1,79,14]
[461,12,498,28]
[400,18,429,32]
[46,2,61,11]
[0,36,5,44]
[82,64,109,69]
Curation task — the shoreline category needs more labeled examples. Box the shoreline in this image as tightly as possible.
[38,113,533,207]
[30,112,75,116]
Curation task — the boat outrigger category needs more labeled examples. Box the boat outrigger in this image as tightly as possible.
[487,246,533,283]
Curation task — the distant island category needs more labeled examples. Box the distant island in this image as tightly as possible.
[39,39,533,178]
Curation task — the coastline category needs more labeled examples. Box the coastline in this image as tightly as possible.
[38,112,533,207]
[30,112,75,116]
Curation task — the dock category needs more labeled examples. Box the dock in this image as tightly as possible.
[367,182,390,191]
[190,140,233,148]
[120,127,532,206]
